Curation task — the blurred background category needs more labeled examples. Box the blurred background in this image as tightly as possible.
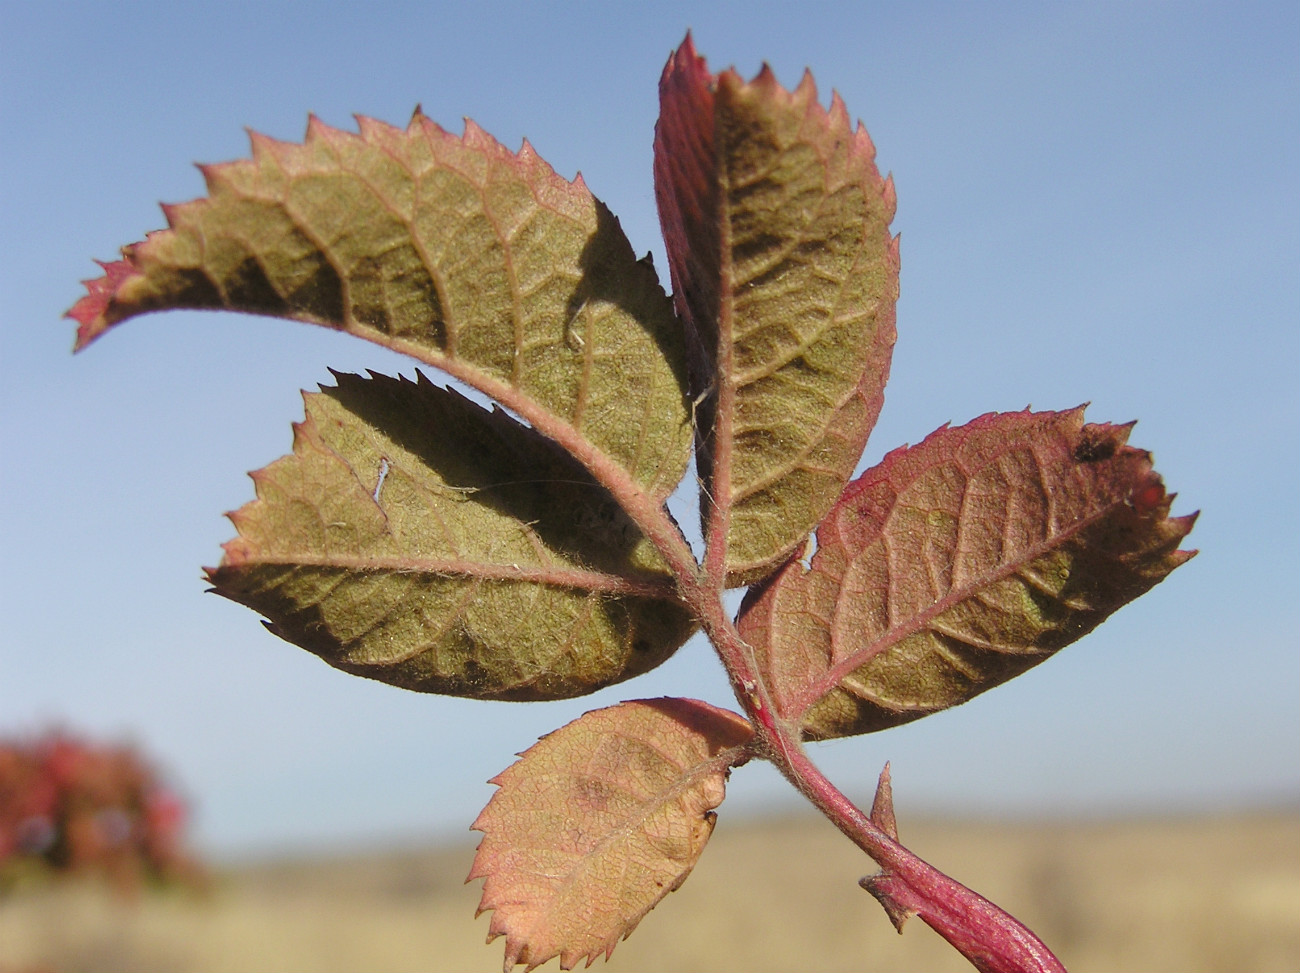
[1,2,1297,968]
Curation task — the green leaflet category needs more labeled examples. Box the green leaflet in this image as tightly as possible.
[655,38,898,584]
[208,372,695,700]
[71,113,692,502]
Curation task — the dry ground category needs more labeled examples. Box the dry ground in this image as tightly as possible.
[2,811,1297,973]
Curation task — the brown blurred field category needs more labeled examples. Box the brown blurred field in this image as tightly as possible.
[2,810,1297,973]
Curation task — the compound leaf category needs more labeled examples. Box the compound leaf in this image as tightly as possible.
[470,698,753,971]
[68,112,692,500]
[655,35,898,584]
[207,371,695,700]
[737,408,1197,739]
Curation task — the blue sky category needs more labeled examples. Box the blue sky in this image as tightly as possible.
[2,2,1296,857]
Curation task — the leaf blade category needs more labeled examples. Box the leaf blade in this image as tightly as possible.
[737,408,1197,739]
[654,36,899,584]
[207,371,695,700]
[68,113,693,500]
[469,698,753,971]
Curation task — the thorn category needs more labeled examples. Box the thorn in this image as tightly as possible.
[869,761,899,841]
[859,873,912,932]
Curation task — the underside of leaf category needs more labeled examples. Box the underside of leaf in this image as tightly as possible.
[469,698,753,971]
[68,111,692,500]
[207,371,694,700]
[655,34,898,585]
[737,408,1197,739]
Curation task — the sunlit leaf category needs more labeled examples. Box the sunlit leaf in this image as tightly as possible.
[470,698,753,970]
[737,408,1197,739]
[68,112,692,499]
[208,371,694,700]
[655,35,898,584]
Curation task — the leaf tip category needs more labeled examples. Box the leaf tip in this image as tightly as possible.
[662,31,712,92]
[66,258,139,351]
[669,30,700,67]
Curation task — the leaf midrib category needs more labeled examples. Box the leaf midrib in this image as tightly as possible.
[218,553,680,600]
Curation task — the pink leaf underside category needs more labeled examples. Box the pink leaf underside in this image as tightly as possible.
[654,33,900,584]
[469,698,753,971]
[66,110,692,501]
[737,407,1197,740]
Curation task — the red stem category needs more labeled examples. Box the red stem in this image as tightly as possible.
[779,744,1068,973]
[683,562,1068,973]
[576,409,1067,972]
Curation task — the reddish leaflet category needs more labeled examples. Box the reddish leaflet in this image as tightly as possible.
[67,34,1194,973]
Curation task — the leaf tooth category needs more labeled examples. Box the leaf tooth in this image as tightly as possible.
[853,118,879,162]
[883,176,899,219]
[156,201,183,228]
[462,116,490,146]
[414,110,448,141]
[828,89,852,132]
[294,113,324,145]
[795,65,819,101]
[354,113,392,142]
[248,125,284,163]
[195,159,227,194]
[66,259,138,350]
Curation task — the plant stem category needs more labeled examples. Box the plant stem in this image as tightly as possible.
[778,744,1068,973]
[699,600,1068,973]
[615,468,1067,973]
